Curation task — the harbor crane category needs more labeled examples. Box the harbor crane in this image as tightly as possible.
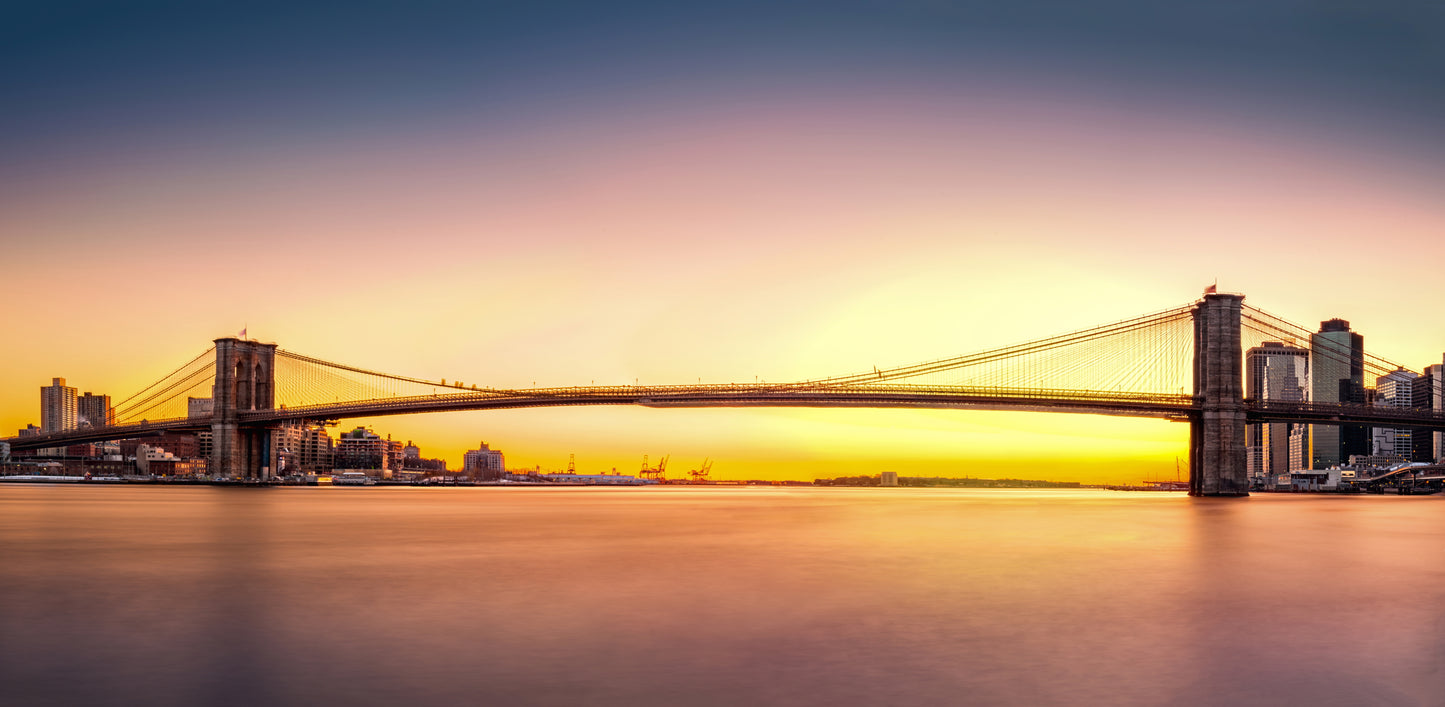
[640,454,669,482]
[688,458,713,482]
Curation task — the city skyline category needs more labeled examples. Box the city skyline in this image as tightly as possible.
[4,2,1445,482]
[8,298,1445,483]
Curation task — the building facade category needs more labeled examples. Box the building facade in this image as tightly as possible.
[1426,362,1445,462]
[463,441,506,481]
[1373,369,1418,462]
[40,377,78,456]
[1310,320,1367,469]
[335,426,387,476]
[1245,342,1309,481]
[276,421,334,475]
[77,392,114,428]
[41,377,78,433]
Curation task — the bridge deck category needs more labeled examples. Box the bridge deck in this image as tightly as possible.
[10,385,1445,452]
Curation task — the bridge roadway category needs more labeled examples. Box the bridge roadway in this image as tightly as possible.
[9,384,1445,452]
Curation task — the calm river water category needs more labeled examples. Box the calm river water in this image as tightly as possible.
[2,485,1442,706]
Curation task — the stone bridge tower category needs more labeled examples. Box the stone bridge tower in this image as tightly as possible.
[1191,294,1249,496]
[212,337,278,480]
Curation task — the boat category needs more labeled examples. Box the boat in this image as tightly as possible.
[333,471,375,486]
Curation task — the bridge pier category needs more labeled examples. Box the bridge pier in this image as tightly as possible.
[211,338,278,480]
[1190,294,1249,496]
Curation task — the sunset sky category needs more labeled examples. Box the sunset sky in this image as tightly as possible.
[3,1,1444,482]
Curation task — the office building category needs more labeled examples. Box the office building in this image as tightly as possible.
[1427,362,1445,462]
[1409,365,1440,462]
[1245,342,1309,480]
[1373,369,1418,461]
[1310,320,1367,468]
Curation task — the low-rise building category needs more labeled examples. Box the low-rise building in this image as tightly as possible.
[335,427,387,477]
[134,444,200,476]
[463,441,506,481]
[539,473,653,485]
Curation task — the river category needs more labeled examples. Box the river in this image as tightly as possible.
[1,485,1441,706]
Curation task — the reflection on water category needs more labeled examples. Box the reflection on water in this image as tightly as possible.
[1,485,1442,706]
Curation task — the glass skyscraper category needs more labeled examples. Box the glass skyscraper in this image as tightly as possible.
[1246,342,1309,483]
[1310,319,1366,469]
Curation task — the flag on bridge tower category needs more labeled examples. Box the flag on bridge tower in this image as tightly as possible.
[1203,283,1217,295]
[238,326,247,339]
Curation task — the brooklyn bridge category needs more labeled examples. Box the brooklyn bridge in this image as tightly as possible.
[8,293,1445,496]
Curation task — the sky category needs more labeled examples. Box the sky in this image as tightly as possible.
[3,1,1444,482]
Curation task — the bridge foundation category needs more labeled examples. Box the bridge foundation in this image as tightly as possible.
[211,337,278,480]
[1190,294,1249,496]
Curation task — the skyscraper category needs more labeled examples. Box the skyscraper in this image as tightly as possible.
[1419,363,1443,463]
[1373,369,1417,461]
[77,392,114,428]
[1245,342,1309,482]
[1310,319,1366,469]
[1410,364,1433,462]
[41,378,78,433]
[40,377,78,457]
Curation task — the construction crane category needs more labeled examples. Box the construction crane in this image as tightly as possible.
[640,454,669,482]
[688,458,713,483]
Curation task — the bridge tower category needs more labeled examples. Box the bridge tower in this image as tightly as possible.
[212,337,278,480]
[1190,294,1249,496]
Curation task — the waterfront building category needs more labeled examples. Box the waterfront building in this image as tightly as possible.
[403,441,420,461]
[185,397,216,459]
[95,441,122,461]
[120,435,200,460]
[1288,426,1309,473]
[539,473,651,485]
[1346,454,1407,477]
[1245,342,1309,480]
[1426,362,1445,462]
[463,441,506,481]
[135,444,199,476]
[77,392,114,428]
[40,378,78,456]
[386,437,405,474]
[1310,320,1367,469]
[0,441,8,463]
[66,443,97,457]
[41,378,78,433]
[1374,369,1419,460]
[1407,366,1438,462]
[335,426,387,477]
[276,421,334,474]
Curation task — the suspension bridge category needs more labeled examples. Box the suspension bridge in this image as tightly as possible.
[8,293,1445,495]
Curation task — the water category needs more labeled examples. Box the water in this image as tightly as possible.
[1,485,1442,706]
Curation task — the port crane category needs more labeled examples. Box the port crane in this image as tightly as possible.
[640,454,669,482]
[688,458,713,482]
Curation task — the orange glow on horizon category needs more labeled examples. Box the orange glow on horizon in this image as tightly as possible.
[4,84,1444,483]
